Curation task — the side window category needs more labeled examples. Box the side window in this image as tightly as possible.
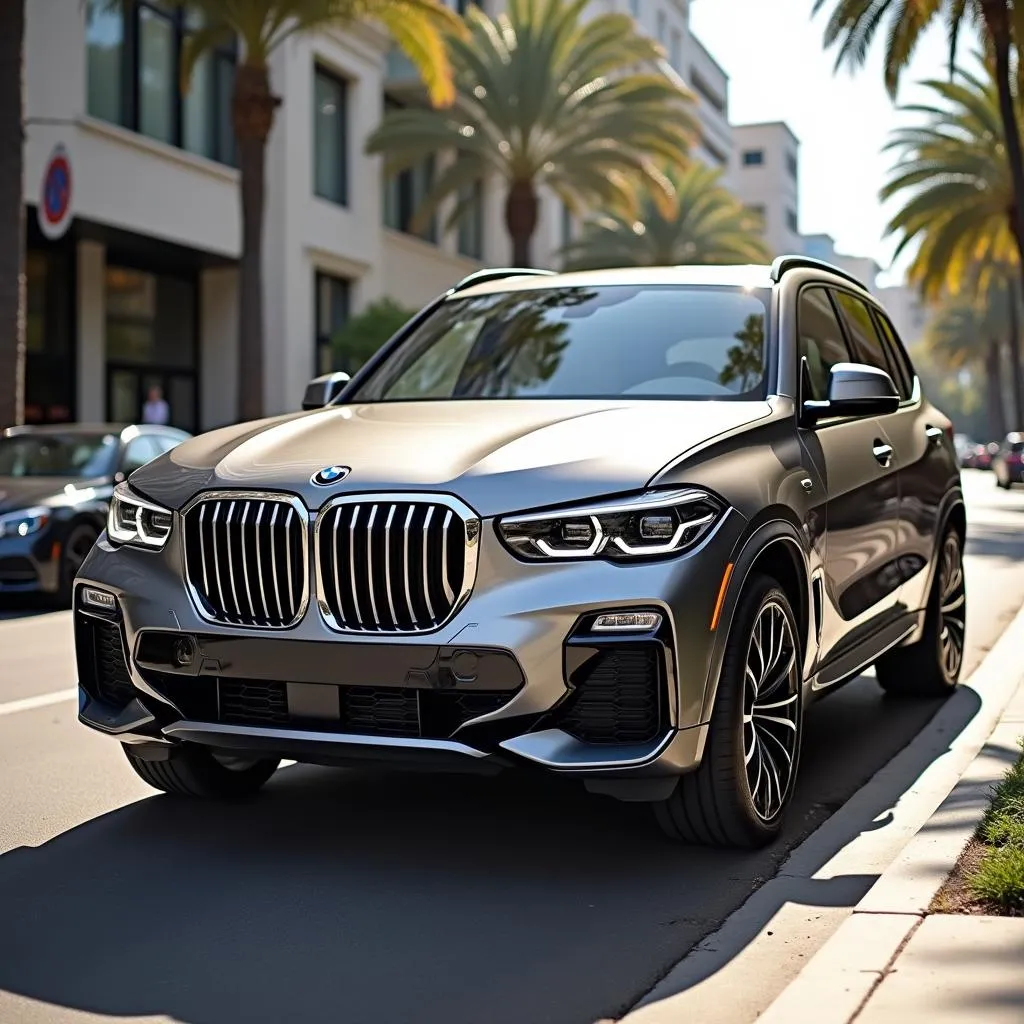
[153,432,183,455]
[121,435,161,475]
[873,312,916,400]
[831,291,902,397]
[798,287,853,402]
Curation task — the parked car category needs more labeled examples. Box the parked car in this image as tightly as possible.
[953,433,975,467]
[993,432,1024,489]
[0,423,189,602]
[74,258,965,849]
[962,441,993,470]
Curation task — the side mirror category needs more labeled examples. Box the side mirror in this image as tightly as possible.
[302,371,351,411]
[802,362,900,426]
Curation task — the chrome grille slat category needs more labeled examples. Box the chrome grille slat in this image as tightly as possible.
[315,496,477,635]
[183,494,308,629]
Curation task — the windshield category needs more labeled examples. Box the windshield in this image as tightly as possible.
[0,433,119,478]
[351,285,770,403]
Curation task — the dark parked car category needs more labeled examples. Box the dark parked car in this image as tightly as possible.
[74,258,965,848]
[993,432,1024,488]
[0,423,189,601]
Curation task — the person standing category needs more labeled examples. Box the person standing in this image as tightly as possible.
[141,384,169,426]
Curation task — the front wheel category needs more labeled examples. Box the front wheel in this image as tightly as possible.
[875,529,966,698]
[653,575,803,848]
[124,744,279,799]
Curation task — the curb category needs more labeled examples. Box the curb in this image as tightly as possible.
[619,598,1024,1024]
[757,605,1024,1024]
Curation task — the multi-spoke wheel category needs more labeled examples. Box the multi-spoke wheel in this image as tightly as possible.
[876,527,966,698]
[654,574,803,848]
[743,600,800,823]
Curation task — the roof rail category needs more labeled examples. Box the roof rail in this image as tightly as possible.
[450,267,556,294]
[770,255,868,291]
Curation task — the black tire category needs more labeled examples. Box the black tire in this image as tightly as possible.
[653,574,803,848]
[123,744,279,799]
[56,523,98,606]
[875,529,966,698]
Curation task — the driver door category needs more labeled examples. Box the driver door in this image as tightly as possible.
[796,287,903,679]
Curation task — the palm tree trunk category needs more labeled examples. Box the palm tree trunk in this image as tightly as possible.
[980,4,1024,311]
[232,64,279,423]
[0,0,25,428]
[505,180,538,267]
[986,337,1008,440]
[1008,274,1024,429]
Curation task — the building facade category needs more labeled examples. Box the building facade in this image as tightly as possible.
[21,0,783,432]
[728,121,802,259]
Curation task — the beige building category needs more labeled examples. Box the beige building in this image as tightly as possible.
[728,121,802,259]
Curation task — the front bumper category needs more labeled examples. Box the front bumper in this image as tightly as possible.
[74,505,747,783]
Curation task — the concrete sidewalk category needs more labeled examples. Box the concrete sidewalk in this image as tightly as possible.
[760,676,1024,1024]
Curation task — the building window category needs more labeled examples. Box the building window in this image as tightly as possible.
[787,151,799,181]
[24,244,75,425]
[787,208,799,233]
[742,149,764,166]
[702,134,728,166]
[457,178,485,260]
[561,201,573,248]
[385,158,437,242]
[656,10,667,43]
[670,29,682,69]
[85,1,236,165]
[315,272,351,375]
[691,72,727,116]
[314,67,348,205]
[104,266,198,432]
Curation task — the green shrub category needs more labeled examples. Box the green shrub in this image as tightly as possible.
[331,298,417,374]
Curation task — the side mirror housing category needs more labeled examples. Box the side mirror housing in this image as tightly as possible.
[802,362,900,426]
[302,371,351,411]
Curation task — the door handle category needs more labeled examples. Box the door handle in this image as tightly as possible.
[925,425,944,445]
[872,441,894,468]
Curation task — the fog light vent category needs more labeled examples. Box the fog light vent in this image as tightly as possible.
[593,611,662,632]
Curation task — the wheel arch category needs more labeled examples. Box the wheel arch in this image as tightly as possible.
[697,517,812,725]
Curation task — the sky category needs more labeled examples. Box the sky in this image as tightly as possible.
[689,0,979,286]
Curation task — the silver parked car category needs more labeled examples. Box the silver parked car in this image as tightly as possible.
[74,260,964,848]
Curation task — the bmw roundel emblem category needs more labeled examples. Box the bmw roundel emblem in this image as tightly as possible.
[312,465,351,486]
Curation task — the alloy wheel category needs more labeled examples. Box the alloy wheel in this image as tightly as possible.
[938,534,966,681]
[742,599,800,822]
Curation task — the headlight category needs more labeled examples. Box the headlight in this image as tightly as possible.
[497,489,723,561]
[0,506,50,539]
[107,482,173,550]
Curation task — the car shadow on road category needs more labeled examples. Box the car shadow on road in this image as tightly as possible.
[0,676,978,1024]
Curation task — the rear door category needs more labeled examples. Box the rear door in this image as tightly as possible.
[797,286,903,673]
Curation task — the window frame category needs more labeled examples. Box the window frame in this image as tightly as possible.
[314,270,352,376]
[313,64,350,207]
[741,149,764,167]
[85,0,237,165]
[794,283,857,422]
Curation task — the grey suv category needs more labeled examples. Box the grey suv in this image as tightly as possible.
[74,257,965,848]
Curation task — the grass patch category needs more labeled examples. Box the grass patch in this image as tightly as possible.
[966,738,1024,914]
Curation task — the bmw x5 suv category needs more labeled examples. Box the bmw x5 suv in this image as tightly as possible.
[74,257,965,848]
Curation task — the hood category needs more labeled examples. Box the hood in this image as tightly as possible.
[0,475,112,514]
[129,400,773,517]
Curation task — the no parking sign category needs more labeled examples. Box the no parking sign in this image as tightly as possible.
[38,143,73,240]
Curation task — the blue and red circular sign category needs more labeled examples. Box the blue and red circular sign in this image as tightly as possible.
[38,144,73,239]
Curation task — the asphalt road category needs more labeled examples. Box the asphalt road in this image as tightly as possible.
[1,469,1023,1024]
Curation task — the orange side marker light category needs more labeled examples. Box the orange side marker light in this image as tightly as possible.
[710,562,734,632]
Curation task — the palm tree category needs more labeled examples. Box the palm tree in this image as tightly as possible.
[0,0,25,428]
[559,163,770,270]
[813,0,1024,292]
[881,64,1024,424]
[171,0,465,422]
[366,0,697,267]
[924,279,1012,438]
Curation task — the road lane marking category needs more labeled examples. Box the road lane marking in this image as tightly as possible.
[0,688,78,718]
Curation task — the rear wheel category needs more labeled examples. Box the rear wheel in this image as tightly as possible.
[875,529,965,698]
[653,575,802,848]
[124,744,279,799]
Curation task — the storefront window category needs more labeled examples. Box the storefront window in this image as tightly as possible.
[315,272,351,375]
[24,246,74,425]
[105,266,198,431]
